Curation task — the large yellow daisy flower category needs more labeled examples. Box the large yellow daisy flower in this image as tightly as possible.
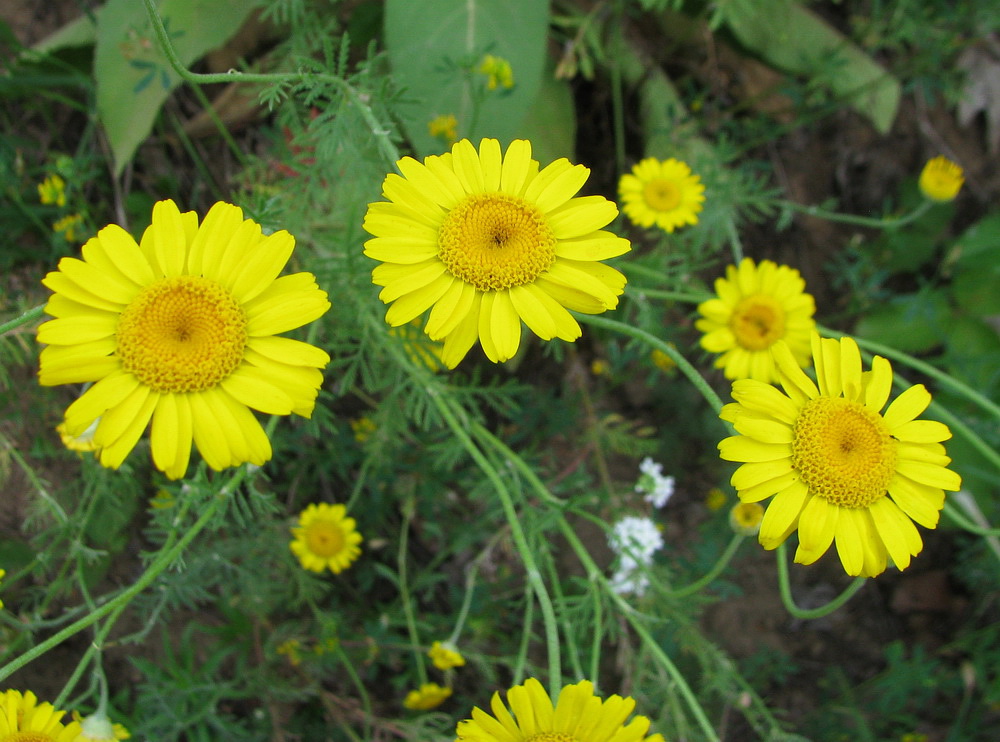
[618,157,705,233]
[37,199,331,480]
[363,138,631,368]
[289,503,363,574]
[719,334,962,577]
[0,689,82,741]
[455,677,664,742]
[696,258,816,383]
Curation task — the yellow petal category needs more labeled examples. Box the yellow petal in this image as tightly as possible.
[882,384,931,428]
[151,393,193,479]
[247,336,330,369]
[384,272,453,325]
[426,280,477,339]
[719,435,791,462]
[546,196,618,238]
[758,480,808,549]
[150,199,188,277]
[440,297,481,368]
[794,495,838,564]
[228,230,296,303]
[864,355,893,412]
[188,201,243,276]
[869,497,922,571]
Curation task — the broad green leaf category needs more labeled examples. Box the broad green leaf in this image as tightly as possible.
[722,0,900,133]
[33,12,99,53]
[95,0,258,175]
[855,290,950,353]
[943,315,1000,396]
[517,62,576,165]
[384,0,550,157]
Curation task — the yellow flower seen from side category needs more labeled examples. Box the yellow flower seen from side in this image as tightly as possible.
[428,114,459,145]
[650,346,677,374]
[696,258,816,383]
[455,677,664,742]
[729,502,765,536]
[290,503,362,574]
[0,689,82,741]
[363,138,630,367]
[719,333,962,577]
[404,683,452,711]
[477,55,514,90]
[38,174,67,207]
[618,157,705,233]
[53,213,85,242]
[72,711,130,741]
[918,156,963,202]
[428,640,466,670]
[57,419,99,454]
[36,199,331,480]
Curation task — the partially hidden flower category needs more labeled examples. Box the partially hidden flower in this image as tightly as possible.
[53,213,85,242]
[696,257,816,383]
[0,568,6,610]
[389,318,446,371]
[38,174,66,207]
[363,138,630,367]
[477,55,514,90]
[918,156,963,202]
[72,710,130,741]
[428,640,466,670]
[650,347,677,374]
[608,515,664,596]
[719,333,962,577]
[37,199,331,479]
[57,419,99,454]
[618,157,705,233]
[705,487,728,512]
[729,502,765,536]
[635,457,675,508]
[290,503,363,574]
[455,677,664,741]
[0,689,82,741]
[350,416,377,443]
[428,114,459,145]
[276,638,303,666]
[404,683,452,711]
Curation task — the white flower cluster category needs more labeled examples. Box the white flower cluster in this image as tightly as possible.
[635,457,675,508]
[607,515,664,596]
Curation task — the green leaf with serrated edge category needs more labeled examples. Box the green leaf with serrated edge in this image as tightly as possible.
[722,0,900,133]
[383,0,550,157]
[95,0,257,176]
[855,290,951,354]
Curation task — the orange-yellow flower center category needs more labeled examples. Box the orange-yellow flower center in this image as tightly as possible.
[305,519,345,558]
[791,397,897,508]
[526,735,577,742]
[643,178,681,212]
[437,193,556,292]
[116,276,247,393]
[730,294,786,351]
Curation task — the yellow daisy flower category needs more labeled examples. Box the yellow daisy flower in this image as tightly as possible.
[729,502,765,536]
[0,689,82,741]
[404,683,452,711]
[618,157,705,233]
[290,503,363,574]
[428,640,466,670]
[918,156,964,202]
[719,333,962,577]
[363,138,630,367]
[36,199,331,480]
[455,678,664,742]
[695,258,816,383]
[38,174,67,207]
[72,711,130,741]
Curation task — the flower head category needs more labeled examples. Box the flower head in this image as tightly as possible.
[719,333,962,577]
[363,138,630,367]
[608,515,663,596]
[428,114,459,145]
[650,347,677,374]
[477,55,514,90]
[696,258,816,383]
[290,503,363,574]
[635,457,675,508]
[53,213,85,242]
[37,200,331,479]
[38,174,67,206]
[404,683,452,710]
[618,157,705,233]
[350,416,377,443]
[729,502,765,536]
[72,710,130,741]
[428,640,466,670]
[918,156,963,202]
[455,677,664,741]
[705,487,728,511]
[0,689,82,741]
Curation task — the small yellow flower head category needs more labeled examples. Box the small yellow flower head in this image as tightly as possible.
[428,114,458,144]
[53,213,85,242]
[38,174,66,206]
[0,568,6,610]
[705,487,728,512]
[290,503,363,574]
[389,318,446,371]
[650,347,677,373]
[618,157,705,233]
[72,710,131,741]
[729,502,765,536]
[350,416,377,443]
[276,638,303,666]
[404,682,452,710]
[149,488,175,510]
[478,54,514,90]
[428,640,466,670]
[918,156,964,202]
[590,358,611,377]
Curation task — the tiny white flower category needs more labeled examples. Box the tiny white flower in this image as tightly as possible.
[635,457,675,508]
[608,516,664,566]
[610,567,651,596]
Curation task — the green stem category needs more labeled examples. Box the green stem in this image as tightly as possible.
[397,503,427,685]
[140,0,400,169]
[671,534,746,598]
[624,285,712,305]
[942,500,1000,537]
[775,543,866,619]
[428,393,562,698]
[776,198,932,229]
[0,305,44,335]
[576,313,724,413]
